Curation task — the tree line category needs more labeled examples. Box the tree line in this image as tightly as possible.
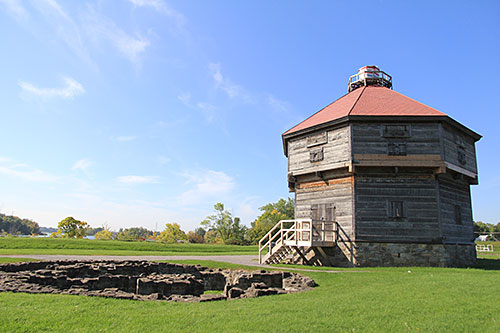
[0,213,40,235]
[474,221,500,240]
[3,205,500,245]
[47,198,295,245]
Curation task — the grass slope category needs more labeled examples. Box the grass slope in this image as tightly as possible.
[0,259,499,332]
[0,237,257,256]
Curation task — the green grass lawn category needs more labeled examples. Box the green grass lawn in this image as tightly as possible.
[0,257,39,263]
[0,258,499,332]
[0,237,257,256]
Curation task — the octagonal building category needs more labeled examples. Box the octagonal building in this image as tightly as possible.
[281,66,481,267]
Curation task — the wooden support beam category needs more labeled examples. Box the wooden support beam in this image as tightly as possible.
[315,247,332,267]
[293,247,310,265]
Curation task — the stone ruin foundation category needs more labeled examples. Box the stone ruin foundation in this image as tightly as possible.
[0,260,315,302]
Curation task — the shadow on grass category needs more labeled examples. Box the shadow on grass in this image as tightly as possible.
[474,258,500,270]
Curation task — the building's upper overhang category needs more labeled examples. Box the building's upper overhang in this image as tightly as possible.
[282,86,482,156]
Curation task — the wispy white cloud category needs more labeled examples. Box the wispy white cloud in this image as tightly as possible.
[177,92,217,122]
[234,196,261,225]
[128,0,186,30]
[71,158,94,178]
[114,136,137,142]
[117,175,160,184]
[0,0,29,21]
[177,92,192,106]
[19,77,85,99]
[209,63,251,102]
[196,102,216,122]
[30,0,91,66]
[267,94,290,112]
[178,170,235,206]
[82,5,150,65]
[0,158,58,182]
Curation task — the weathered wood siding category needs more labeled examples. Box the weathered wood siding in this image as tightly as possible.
[351,122,441,155]
[438,174,474,243]
[295,176,354,238]
[354,173,441,243]
[442,123,478,175]
[288,125,350,176]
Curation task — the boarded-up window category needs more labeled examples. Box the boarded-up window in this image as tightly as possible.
[388,142,407,156]
[454,205,462,225]
[310,148,324,162]
[456,135,466,148]
[307,132,327,147]
[457,148,467,165]
[382,125,410,138]
[389,201,404,218]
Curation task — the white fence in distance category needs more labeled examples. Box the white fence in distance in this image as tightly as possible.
[476,244,494,252]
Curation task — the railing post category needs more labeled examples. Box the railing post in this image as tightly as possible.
[269,232,272,255]
[310,219,313,246]
[322,222,325,243]
[259,239,262,264]
[293,221,299,246]
[280,221,283,244]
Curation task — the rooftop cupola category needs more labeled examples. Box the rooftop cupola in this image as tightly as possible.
[348,65,392,92]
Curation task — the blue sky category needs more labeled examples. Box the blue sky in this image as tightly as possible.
[0,0,499,230]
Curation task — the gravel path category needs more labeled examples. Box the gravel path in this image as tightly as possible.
[0,254,355,273]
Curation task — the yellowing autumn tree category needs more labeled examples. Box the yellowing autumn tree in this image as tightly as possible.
[95,225,113,240]
[159,223,187,243]
[55,217,89,239]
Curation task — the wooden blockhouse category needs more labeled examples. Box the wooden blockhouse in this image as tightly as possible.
[259,66,481,267]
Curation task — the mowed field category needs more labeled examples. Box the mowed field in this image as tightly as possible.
[0,237,257,256]
[0,239,499,332]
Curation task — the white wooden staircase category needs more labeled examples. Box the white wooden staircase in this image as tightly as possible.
[258,219,338,265]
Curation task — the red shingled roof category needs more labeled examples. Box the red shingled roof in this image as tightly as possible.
[283,86,447,136]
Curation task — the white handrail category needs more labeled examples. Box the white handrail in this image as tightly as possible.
[258,219,338,264]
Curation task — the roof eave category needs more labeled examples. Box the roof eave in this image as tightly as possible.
[282,116,350,156]
[281,114,482,157]
[443,116,482,141]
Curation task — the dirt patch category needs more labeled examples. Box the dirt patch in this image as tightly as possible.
[0,260,315,302]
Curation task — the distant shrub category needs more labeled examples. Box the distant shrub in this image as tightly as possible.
[187,231,204,243]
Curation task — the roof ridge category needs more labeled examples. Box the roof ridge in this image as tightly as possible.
[347,86,365,116]
[282,88,361,135]
[388,88,446,115]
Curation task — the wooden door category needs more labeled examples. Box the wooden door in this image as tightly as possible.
[311,203,335,221]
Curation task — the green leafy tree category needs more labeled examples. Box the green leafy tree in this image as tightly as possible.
[201,203,248,245]
[194,227,206,237]
[159,223,187,243]
[0,213,41,235]
[474,221,494,233]
[116,227,152,241]
[248,198,294,244]
[56,217,89,239]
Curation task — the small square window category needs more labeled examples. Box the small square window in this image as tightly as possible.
[389,201,404,218]
[388,142,407,156]
[309,148,324,162]
[454,205,462,225]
